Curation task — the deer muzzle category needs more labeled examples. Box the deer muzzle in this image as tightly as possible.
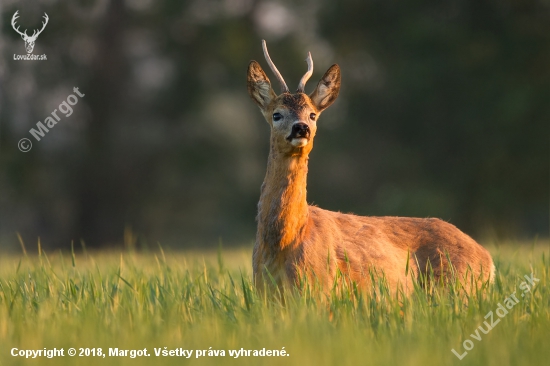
[289,122,310,139]
[287,122,311,147]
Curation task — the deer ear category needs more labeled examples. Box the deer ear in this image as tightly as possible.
[247,61,276,111]
[309,64,341,112]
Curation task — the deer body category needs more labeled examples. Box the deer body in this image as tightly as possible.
[248,41,494,293]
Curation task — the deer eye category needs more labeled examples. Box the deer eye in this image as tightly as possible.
[310,113,317,121]
[272,113,283,122]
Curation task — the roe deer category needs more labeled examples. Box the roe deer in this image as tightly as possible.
[247,40,494,294]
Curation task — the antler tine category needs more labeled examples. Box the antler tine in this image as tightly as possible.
[297,52,313,93]
[11,10,19,26]
[262,40,289,94]
[11,10,27,37]
[35,13,49,37]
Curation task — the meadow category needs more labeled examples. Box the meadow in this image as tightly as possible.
[0,240,548,366]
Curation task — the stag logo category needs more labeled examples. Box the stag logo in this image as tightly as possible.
[11,10,49,54]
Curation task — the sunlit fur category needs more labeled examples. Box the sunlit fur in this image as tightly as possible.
[247,59,494,295]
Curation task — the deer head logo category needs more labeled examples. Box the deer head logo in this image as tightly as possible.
[11,11,49,54]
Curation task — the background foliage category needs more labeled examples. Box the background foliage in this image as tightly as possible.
[1,0,548,249]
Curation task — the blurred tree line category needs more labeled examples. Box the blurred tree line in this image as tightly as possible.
[0,0,548,250]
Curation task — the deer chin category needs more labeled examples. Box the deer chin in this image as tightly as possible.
[290,137,308,147]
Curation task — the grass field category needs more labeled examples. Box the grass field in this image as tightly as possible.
[0,241,548,366]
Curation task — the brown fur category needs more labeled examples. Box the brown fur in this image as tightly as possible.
[247,57,494,295]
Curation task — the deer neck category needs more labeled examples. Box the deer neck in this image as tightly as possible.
[257,148,310,252]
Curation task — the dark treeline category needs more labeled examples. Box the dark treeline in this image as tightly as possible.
[1,0,548,250]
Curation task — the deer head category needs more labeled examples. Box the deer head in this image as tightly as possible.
[11,11,49,54]
[247,40,341,157]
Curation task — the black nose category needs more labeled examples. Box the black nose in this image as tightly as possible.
[291,123,310,139]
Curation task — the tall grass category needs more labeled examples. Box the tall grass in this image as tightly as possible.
[0,242,548,365]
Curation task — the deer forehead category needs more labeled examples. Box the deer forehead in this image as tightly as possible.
[270,93,317,116]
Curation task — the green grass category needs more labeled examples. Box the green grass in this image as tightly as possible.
[0,242,548,366]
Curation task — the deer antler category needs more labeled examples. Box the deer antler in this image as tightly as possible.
[31,13,49,39]
[297,52,313,93]
[262,40,289,94]
[11,11,28,38]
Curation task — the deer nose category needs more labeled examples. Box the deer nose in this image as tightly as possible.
[291,123,310,139]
